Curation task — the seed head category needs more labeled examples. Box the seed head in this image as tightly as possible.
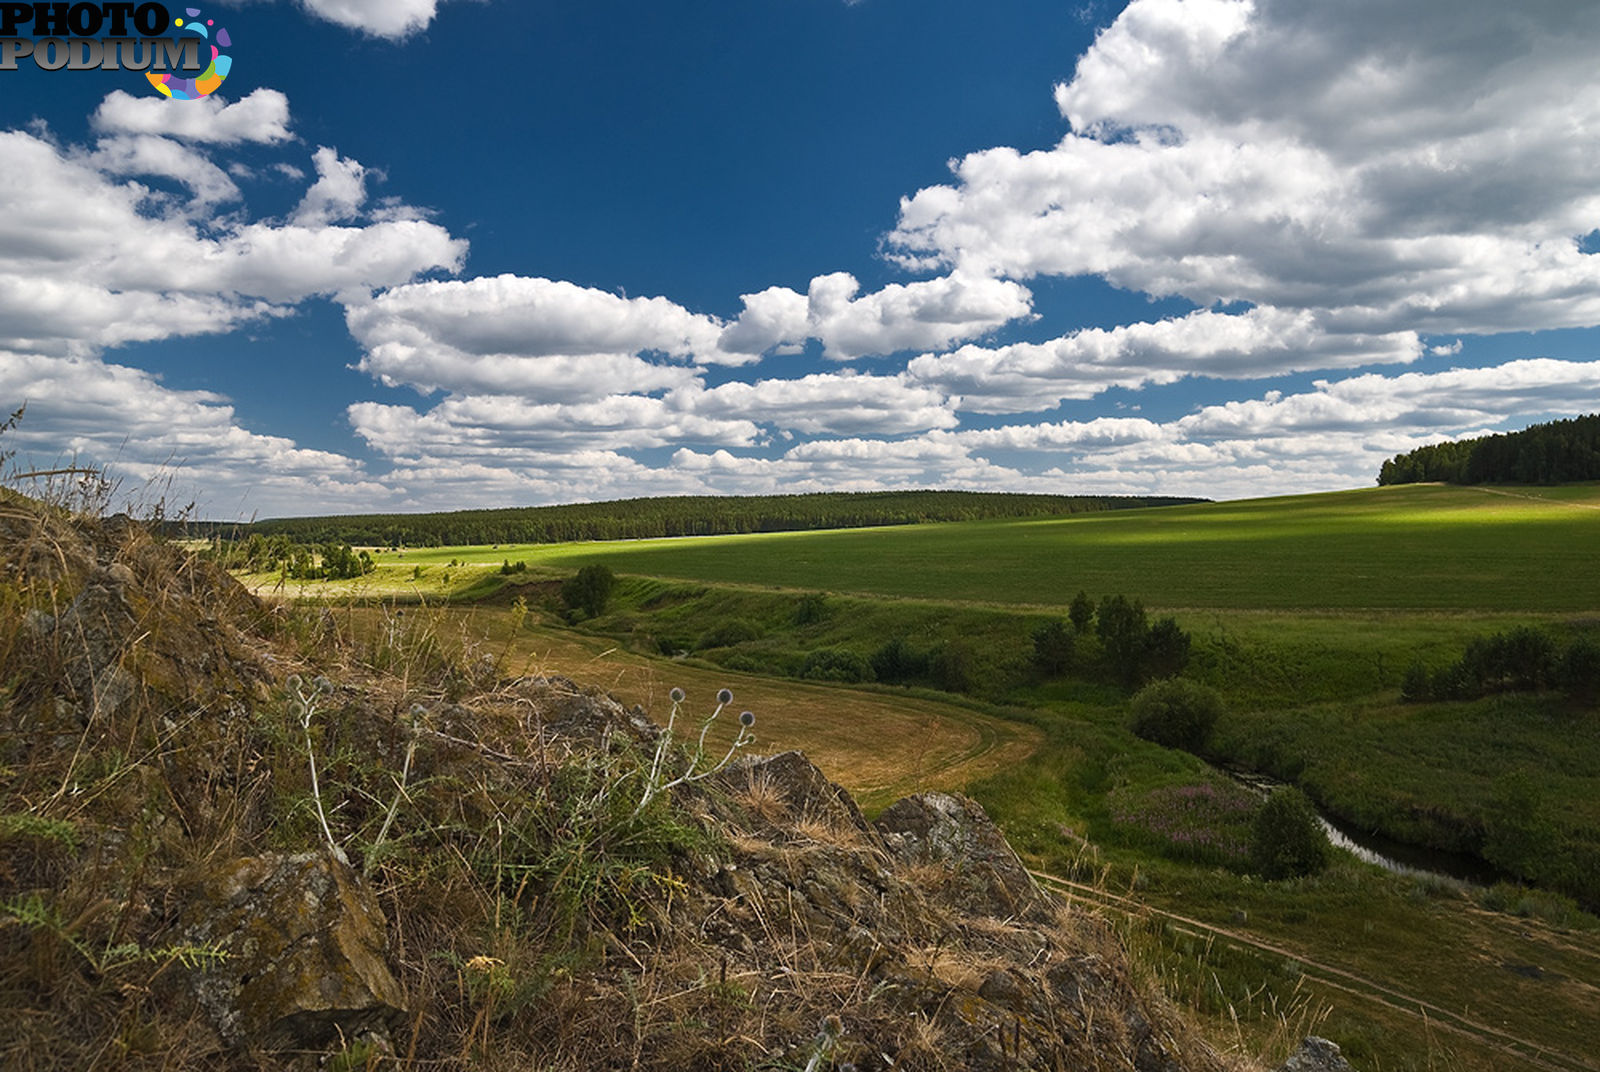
[717,688,734,705]
[739,710,755,728]
[669,687,686,703]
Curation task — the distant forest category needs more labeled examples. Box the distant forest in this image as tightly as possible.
[1377,414,1600,486]
[203,490,1206,548]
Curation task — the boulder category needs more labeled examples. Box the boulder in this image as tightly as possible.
[1277,1037,1355,1072]
[876,791,1042,917]
[182,851,405,1052]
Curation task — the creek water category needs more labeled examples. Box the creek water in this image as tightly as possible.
[1225,769,1502,888]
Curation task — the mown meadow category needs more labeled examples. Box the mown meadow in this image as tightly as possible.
[238,482,1600,1072]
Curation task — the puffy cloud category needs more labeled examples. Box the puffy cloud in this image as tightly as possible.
[0,129,465,355]
[723,271,1032,360]
[90,89,293,145]
[908,307,1420,414]
[1176,359,1600,440]
[345,274,751,402]
[292,0,449,38]
[691,372,958,436]
[348,394,760,458]
[0,351,387,516]
[887,0,1600,342]
[291,147,369,226]
[87,135,241,206]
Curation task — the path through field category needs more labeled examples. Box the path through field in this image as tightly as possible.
[1034,871,1600,1072]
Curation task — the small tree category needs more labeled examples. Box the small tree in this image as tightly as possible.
[871,635,929,684]
[1399,660,1431,703]
[561,563,616,618]
[1096,594,1149,686]
[800,648,874,683]
[1129,678,1223,753]
[1483,770,1557,884]
[1250,788,1330,880]
[1032,619,1075,676]
[1068,590,1095,634]
[1559,636,1600,700]
[1143,616,1191,680]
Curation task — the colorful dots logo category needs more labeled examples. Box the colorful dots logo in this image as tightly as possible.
[147,7,231,100]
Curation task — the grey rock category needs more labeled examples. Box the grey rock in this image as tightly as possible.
[876,791,1041,917]
[1277,1037,1355,1072]
[182,851,405,1051]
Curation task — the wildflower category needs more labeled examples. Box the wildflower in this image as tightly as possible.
[739,710,755,728]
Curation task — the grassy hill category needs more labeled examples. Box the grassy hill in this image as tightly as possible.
[367,483,1600,612]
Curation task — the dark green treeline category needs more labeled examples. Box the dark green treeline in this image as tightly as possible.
[199,491,1204,548]
[1378,414,1600,486]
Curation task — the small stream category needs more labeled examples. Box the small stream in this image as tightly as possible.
[1225,769,1502,888]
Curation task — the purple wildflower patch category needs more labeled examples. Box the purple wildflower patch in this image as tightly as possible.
[1108,782,1259,867]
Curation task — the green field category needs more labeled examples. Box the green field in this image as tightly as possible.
[364,483,1600,612]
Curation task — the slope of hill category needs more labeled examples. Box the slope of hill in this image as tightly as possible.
[0,490,1273,1070]
[366,483,1600,612]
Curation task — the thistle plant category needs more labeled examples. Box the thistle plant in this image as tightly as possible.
[364,703,425,877]
[287,673,342,859]
[633,687,755,816]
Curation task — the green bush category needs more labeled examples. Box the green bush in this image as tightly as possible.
[1128,679,1224,753]
[561,564,616,618]
[931,640,976,693]
[871,635,930,684]
[1096,595,1149,685]
[1558,635,1600,700]
[1068,590,1095,634]
[1399,659,1431,702]
[793,592,829,625]
[1249,788,1330,880]
[799,648,874,683]
[1032,619,1075,676]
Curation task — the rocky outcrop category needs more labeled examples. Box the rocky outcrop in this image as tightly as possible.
[1276,1036,1355,1072]
[877,791,1043,920]
[181,851,405,1052]
[0,496,1260,1070]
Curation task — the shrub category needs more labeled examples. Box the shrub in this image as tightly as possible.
[1068,590,1095,634]
[1250,788,1330,880]
[1558,635,1600,700]
[793,592,829,625]
[871,635,929,684]
[800,648,874,683]
[1482,770,1557,883]
[1031,619,1074,676]
[931,640,976,693]
[1399,659,1431,702]
[561,564,616,618]
[1096,595,1149,686]
[1128,678,1224,753]
[1143,616,1191,680]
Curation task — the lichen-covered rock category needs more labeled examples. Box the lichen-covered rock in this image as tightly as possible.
[1277,1037,1355,1072]
[876,791,1042,919]
[182,850,405,1052]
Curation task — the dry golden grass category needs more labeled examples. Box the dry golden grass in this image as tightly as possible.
[329,604,1043,813]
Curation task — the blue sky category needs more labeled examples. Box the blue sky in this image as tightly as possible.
[3,0,1600,518]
